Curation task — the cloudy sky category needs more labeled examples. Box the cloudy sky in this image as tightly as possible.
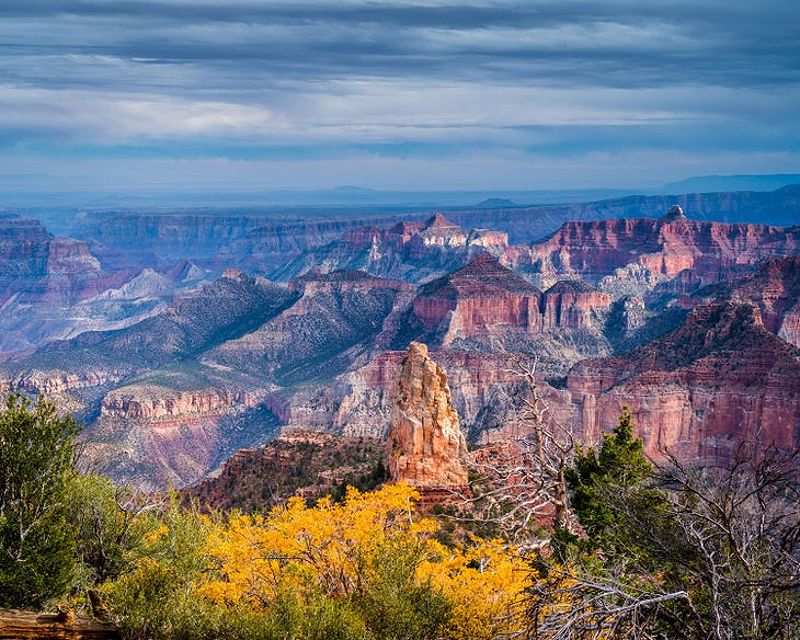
[1,0,798,194]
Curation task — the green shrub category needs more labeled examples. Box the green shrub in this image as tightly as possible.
[0,393,80,607]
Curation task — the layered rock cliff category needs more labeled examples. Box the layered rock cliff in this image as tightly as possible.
[406,254,614,365]
[0,215,114,306]
[685,256,800,348]
[568,301,800,464]
[449,184,800,243]
[387,342,468,488]
[272,213,508,284]
[505,209,800,292]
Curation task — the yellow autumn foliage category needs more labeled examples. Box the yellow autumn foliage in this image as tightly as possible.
[196,482,531,639]
[200,483,437,605]
[419,537,530,640]
[101,483,533,639]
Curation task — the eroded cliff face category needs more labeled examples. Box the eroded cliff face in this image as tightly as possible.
[410,254,613,343]
[691,256,800,348]
[506,210,800,293]
[0,216,119,306]
[387,342,468,488]
[84,385,281,490]
[568,301,800,464]
[100,387,262,421]
[541,281,613,331]
[273,213,508,284]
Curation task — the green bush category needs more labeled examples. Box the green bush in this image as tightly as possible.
[357,540,451,640]
[0,393,80,607]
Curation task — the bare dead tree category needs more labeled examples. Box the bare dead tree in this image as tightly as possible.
[654,447,800,640]
[527,446,800,640]
[454,350,578,550]
[527,561,694,640]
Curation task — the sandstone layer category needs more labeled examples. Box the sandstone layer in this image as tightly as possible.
[505,210,800,292]
[568,301,800,464]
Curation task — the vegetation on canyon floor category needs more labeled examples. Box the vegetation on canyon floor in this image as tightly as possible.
[1,394,799,639]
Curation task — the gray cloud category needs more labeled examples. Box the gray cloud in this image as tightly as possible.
[0,1,797,190]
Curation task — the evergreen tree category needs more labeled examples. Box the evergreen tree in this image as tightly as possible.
[0,393,80,607]
[566,407,661,550]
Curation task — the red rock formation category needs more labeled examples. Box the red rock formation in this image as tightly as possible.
[411,254,612,343]
[337,350,539,438]
[412,253,542,337]
[668,256,800,348]
[568,301,800,463]
[541,281,613,331]
[506,210,800,288]
[387,342,468,489]
[274,214,508,284]
[722,257,800,348]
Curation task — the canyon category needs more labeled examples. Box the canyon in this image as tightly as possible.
[568,300,800,463]
[0,194,798,491]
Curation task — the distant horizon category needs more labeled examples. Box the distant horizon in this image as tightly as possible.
[2,172,800,211]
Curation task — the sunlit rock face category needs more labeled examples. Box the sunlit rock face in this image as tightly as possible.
[272,213,509,284]
[504,210,800,293]
[568,301,800,464]
[387,342,468,489]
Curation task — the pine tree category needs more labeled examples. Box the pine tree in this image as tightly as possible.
[566,407,659,550]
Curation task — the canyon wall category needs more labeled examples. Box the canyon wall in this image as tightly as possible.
[568,301,800,463]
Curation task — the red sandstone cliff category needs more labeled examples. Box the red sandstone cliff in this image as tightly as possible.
[568,300,800,463]
[505,208,800,290]
[681,256,800,348]
[411,253,612,342]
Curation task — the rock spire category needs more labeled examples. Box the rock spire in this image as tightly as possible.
[386,341,468,488]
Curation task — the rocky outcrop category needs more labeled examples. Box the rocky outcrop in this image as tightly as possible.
[100,387,262,422]
[686,256,800,348]
[272,214,508,284]
[184,431,385,511]
[0,215,123,306]
[505,210,800,292]
[541,281,613,331]
[387,342,468,488]
[568,301,800,464]
[412,253,542,340]
[407,256,613,366]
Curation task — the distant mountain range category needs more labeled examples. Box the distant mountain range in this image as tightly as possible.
[661,173,800,194]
